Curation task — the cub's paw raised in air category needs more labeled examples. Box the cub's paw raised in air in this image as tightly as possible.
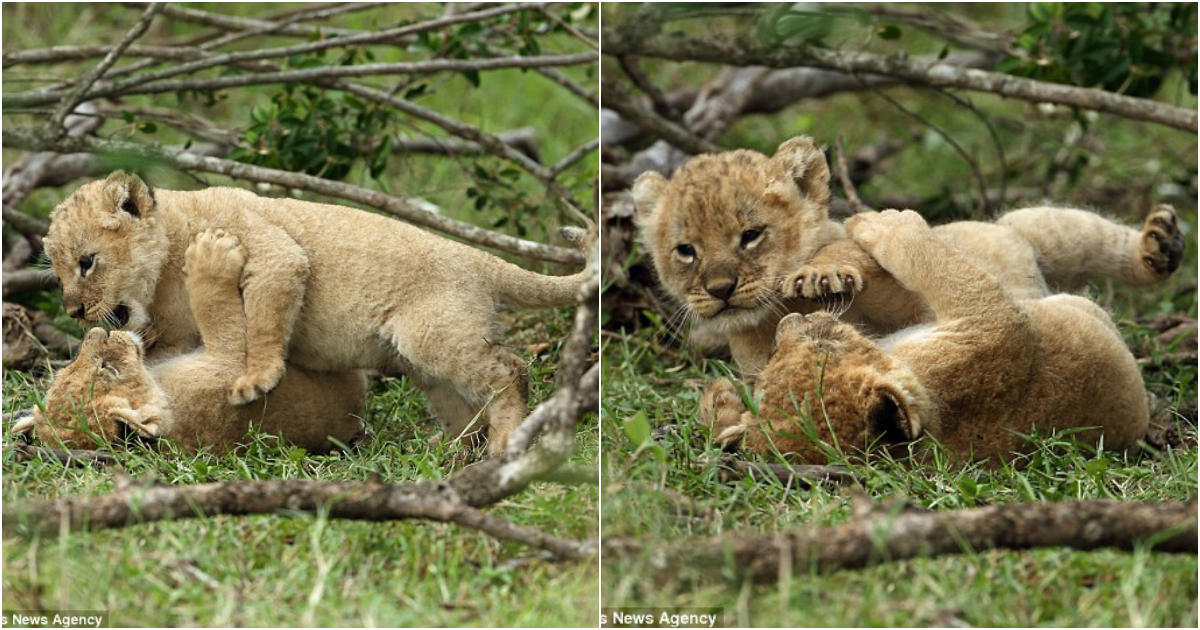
[781,264,864,301]
[1139,205,1185,280]
[184,228,246,282]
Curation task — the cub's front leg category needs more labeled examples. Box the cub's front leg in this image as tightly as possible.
[227,224,312,405]
[184,229,250,362]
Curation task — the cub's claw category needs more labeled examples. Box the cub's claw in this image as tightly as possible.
[228,363,285,405]
[1140,205,1184,278]
[782,266,864,300]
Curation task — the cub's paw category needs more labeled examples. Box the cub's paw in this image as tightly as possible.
[1139,205,1184,279]
[228,360,285,405]
[781,264,864,300]
[846,209,931,263]
[184,228,246,281]
[700,378,750,450]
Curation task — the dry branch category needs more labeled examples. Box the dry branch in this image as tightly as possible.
[605,498,1198,581]
[9,444,119,468]
[602,31,1198,133]
[2,127,585,265]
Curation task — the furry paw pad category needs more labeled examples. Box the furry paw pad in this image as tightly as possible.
[1140,205,1184,278]
[185,228,246,280]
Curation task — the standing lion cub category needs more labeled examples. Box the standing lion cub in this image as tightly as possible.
[44,172,590,453]
[16,229,365,453]
[702,210,1150,464]
[633,136,1184,379]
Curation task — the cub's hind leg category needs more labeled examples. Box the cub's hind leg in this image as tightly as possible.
[996,205,1184,290]
[387,314,530,456]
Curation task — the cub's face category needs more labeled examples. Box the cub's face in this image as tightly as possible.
[749,312,921,463]
[16,328,158,448]
[43,172,167,334]
[632,136,835,333]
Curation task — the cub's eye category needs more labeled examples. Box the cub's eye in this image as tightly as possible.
[675,244,696,260]
[79,253,96,276]
[740,229,764,249]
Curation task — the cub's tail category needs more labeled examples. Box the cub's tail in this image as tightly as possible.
[490,226,597,308]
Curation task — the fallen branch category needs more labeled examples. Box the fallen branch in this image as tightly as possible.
[9,444,119,468]
[604,498,1197,581]
[602,31,1198,133]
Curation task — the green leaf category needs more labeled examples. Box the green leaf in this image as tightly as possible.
[623,411,652,448]
[877,24,902,40]
[137,121,157,134]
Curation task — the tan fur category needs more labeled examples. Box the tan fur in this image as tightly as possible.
[44,172,589,453]
[701,210,1150,465]
[633,136,1184,379]
[16,230,365,453]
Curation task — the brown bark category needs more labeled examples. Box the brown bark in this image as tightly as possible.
[605,498,1198,581]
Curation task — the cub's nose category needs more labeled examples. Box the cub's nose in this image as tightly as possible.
[64,298,86,320]
[705,278,737,302]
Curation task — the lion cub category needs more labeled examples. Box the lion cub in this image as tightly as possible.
[702,210,1150,464]
[633,136,1184,378]
[44,172,590,453]
[16,229,365,453]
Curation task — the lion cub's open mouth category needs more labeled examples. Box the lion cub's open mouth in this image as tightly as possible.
[110,304,131,328]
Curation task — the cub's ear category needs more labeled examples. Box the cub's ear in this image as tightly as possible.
[768,135,831,208]
[101,171,156,226]
[865,383,921,443]
[630,171,667,221]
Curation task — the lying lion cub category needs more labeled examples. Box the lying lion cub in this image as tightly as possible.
[44,172,590,453]
[16,229,365,453]
[702,210,1150,464]
[633,136,1184,379]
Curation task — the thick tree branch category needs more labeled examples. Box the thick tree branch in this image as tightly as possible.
[602,31,1198,133]
[605,499,1198,580]
[2,127,584,265]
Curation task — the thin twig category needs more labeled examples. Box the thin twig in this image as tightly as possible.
[550,139,600,178]
[833,136,871,214]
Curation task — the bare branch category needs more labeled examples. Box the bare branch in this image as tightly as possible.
[9,444,119,468]
[6,53,599,108]
[2,127,585,265]
[49,3,163,134]
[605,499,1198,580]
[550,139,600,178]
[2,269,59,298]
[833,136,870,214]
[600,76,720,156]
[602,31,1198,133]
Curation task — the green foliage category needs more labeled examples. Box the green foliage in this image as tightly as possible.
[228,50,396,182]
[999,2,1198,97]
